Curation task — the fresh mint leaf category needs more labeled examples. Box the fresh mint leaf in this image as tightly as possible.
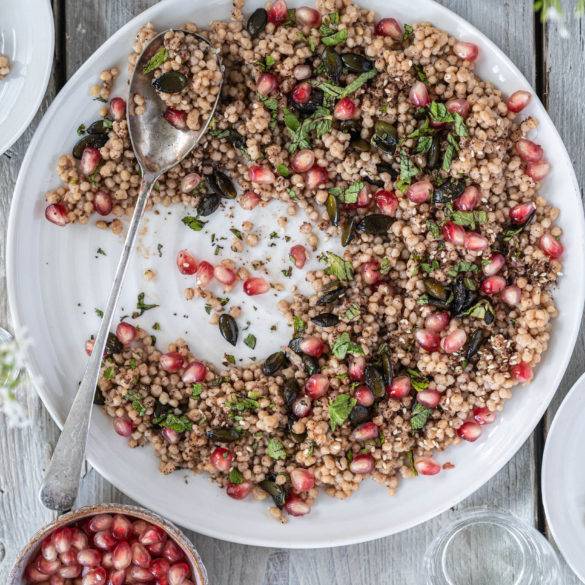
[267,438,286,460]
[157,413,192,432]
[244,334,257,349]
[407,368,430,392]
[229,468,244,484]
[143,47,169,74]
[135,292,159,316]
[323,252,354,282]
[329,394,357,431]
[411,403,432,430]
[182,216,207,232]
[192,383,203,398]
[331,332,364,359]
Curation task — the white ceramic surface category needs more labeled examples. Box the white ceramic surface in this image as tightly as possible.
[542,374,585,584]
[0,0,54,155]
[7,0,585,548]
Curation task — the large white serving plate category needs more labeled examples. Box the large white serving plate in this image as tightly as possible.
[7,0,585,548]
[0,0,54,155]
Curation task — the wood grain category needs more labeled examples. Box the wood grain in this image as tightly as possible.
[0,0,580,583]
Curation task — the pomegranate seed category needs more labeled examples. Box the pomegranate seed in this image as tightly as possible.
[425,311,450,333]
[290,244,307,268]
[42,537,58,562]
[284,495,311,517]
[159,351,184,373]
[162,541,184,563]
[356,186,371,208]
[473,406,496,425]
[180,172,201,193]
[112,541,132,570]
[133,520,148,537]
[352,421,379,441]
[163,108,187,129]
[454,185,480,211]
[464,231,489,251]
[26,565,50,583]
[45,203,69,226]
[482,253,505,276]
[53,528,74,553]
[457,420,482,442]
[248,164,275,184]
[304,373,330,399]
[36,556,60,575]
[441,329,467,354]
[110,97,126,121]
[50,573,66,585]
[85,340,95,359]
[151,558,171,578]
[77,548,102,567]
[115,321,136,345]
[539,233,564,259]
[525,160,550,181]
[354,385,375,407]
[214,265,237,286]
[442,221,465,246]
[94,530,116,551]
[149,541,165,555]
[94,190,113,216]
[511,362,533,383]
[361,261,381,285]
[374,17,402,40]
[58,564,82,578]
[162,428,180,444]
[195,261,214,286]
[176,250,198,275]
[290,149,315,173]
[57,551,76,567]
[480,275,506,295]
[292,396,312,418]
[348,355,365,381]
[139,526,166,547]
[182,361,207,384]
[299,336,326,357]
[414,456,441,476]
[239,190,261,210]
[210,447,234,472]
[446,98,470,118]
[406,179,433,204]
[415,329,440,352]
[305,165,328,190]
[290,468,315,493]
[349,453,375,474]
[226,481,252,500]
[113,417,133,437]
[293,63,312,80]
[80,147,101,176]
[333,97,358,120]
[501,285,521,307]
[295,6,321,27]
[417,389,441,409]
[291,82,311,105]
[515,139,543,163]
[409,81,430,107]
[131,542,151,568]
[257,72,278,96]
[108,569,127,585]
[509,202,536,224]
[71,529,88,551]
[243,276,269,296]
[375,189,399,216]
[387,375,411,399]
[129,565,156,582]
[83,567,107,585]
[506,90,531,113]
[267,0,288,25]
[453,40,479,61]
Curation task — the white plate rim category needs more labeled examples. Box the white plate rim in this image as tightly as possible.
[0,0,55,155]
[542,372,585,584]
[7,0,585,548]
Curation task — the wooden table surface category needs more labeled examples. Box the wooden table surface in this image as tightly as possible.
[1,1,583,583]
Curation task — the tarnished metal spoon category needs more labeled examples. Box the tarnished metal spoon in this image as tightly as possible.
[40,31,223,511]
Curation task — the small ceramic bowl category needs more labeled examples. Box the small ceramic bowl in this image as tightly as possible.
[8,503,208,584]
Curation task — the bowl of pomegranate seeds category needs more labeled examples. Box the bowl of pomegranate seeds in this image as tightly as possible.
[8,504,207,585]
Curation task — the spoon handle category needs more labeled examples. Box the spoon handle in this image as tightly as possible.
[39,172,158,511]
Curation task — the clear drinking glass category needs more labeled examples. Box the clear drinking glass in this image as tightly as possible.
[0,326,21,386]
[423,508,561,585]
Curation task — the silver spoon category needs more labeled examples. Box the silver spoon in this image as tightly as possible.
[40,30,223,511]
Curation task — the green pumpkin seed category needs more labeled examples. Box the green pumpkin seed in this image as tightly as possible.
[302,354,320,376]
[423,278,449,301]
[432,178,466,205]
[207,170,237,199]
[323,47,343,82]
[282,378,300,409]
[465,330,485,361]
[197,194,221,216]
[218,314,238,346]
[87,119,113,135]
[316,286,347,306]
[94,386,105,405]
[349,404,372,427]
[152,71,188,94]
[72,134,108,159]
[206,427,242,443]
[326,193,340,226]
[311,313,340,327]
[351,138,371,152]
[356,214,394,235]
[259,478,288,508]
[341,53,373,73]
[450,279,477,315]
[288,337,303,354]
[380,351,394,386]
[341,216,357,247]
[105,332,123,355]
[262,351,288,376]
[365,365,385,399]
[247,8,268,38]
[427,135,441,169]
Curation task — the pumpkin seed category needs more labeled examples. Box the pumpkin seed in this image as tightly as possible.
[380,351,394,386]
[341,53,374,73]
[94,386,105,405]
[465,330,485,361]
[291,87,324,116]
[371,120,398,154]
[152,71,188,94]
[365,365,385,399]
[302,354,320,376]
[341,216,357,247]
[349,404,372,427]
[311,313,339,327]
[259,478,288,508]
[323,47,343,82]
[282,378,300,410]
[450,279,477,315]
[351,138,371,152]
[206,170,237,199]
[423,278,449,301]
[427,135,441,169]
[218,314,238,346]
[356,214,394,235]
[105,332,123,355]
[247,8,268,38]
[262,351,288,376]
[377,161,399,180]
[326,193,340,226]
[197,194,221,216]
[72,134,108,159]
[432,178,466,205]
[288,337,303,354]
[316,285,347,306]
[87,119,112,135]
[206,427,241,443]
